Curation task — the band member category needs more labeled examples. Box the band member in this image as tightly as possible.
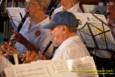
[107,0,115,38]
[44,11,90,60]
[12,0,54,59]
[51,0,82,17]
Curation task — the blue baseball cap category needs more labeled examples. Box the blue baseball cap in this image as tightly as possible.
[44,11,79,29]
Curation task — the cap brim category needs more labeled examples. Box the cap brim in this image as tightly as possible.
[43,22,57,29]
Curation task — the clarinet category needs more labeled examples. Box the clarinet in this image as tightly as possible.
[42,41,52,55]
[8,12,29,64]
[17,12,29,32]
[47,0,60,16]
[9,12,29,46]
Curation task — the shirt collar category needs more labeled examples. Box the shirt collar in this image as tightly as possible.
[30,16,50,30]
[67,3,80,12]
[60,35,79,47]
[39,16,50,27]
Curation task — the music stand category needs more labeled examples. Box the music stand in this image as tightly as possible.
[75,13,115,59]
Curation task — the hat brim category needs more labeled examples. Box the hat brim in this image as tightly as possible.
[43,22,57,29]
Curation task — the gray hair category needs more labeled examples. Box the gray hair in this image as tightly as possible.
[29,0,50,10]
[67,26,77,32]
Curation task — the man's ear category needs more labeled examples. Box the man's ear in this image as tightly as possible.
[61,26,68,33]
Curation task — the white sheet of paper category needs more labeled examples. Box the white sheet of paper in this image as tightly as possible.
[6,7,26,29]
[4,60,68,77]
[4,57,98,77]
[67,56,99,77]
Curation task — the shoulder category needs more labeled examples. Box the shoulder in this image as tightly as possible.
[51,6,63,17]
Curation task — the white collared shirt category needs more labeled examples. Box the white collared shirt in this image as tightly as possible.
[52,35,90,60]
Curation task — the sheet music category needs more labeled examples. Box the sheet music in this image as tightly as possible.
[52,72,78,77]
[7,7,26,19]
[31,60,68,73]
[67,56,98,77]
[6,7,26,29]
[0,57,13,73]
[0,56,13,77]
[74,13,107,29]
[82,5,97,13]
[4,60,68,77]
[74,13,115,51]
[4,57,98,77]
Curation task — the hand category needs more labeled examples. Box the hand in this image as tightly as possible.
[0,42,17,54]
[23,51,46,63]
[23,51,39,63]
[38,52,46,60]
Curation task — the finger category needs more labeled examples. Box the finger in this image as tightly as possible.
[29,51,37,59]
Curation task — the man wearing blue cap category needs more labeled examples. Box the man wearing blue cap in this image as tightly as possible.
[44,11,90,60]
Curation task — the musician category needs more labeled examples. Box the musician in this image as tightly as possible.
[12,0,54,58]
[107,0,115,39]
[44,11,90,60]
[51,0,82,17]
[94,2,107,15]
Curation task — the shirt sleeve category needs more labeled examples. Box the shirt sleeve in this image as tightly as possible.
[63,43,90,60]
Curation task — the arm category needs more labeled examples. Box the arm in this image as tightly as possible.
[12,32,39,52]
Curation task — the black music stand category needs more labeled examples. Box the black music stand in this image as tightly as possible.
[78,14,115,60]
[78,16,115,76]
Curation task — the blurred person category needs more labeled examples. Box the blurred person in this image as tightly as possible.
[107,0,115,39]
[0,0,54,72]
[12,0,54,59]
[51,0,82,17]
[95,2,107,15]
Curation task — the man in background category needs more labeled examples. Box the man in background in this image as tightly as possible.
[51,0,82,17]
